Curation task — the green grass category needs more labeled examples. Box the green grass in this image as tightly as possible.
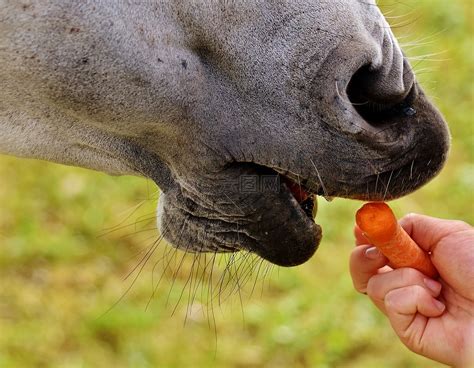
[0,1,472,367]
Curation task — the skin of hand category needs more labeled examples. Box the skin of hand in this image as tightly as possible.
[350,213,474,367]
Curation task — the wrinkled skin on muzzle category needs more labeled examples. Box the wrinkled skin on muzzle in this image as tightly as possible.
[0,1,450,266]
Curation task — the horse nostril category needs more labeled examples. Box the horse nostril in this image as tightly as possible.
[346,60,416,125]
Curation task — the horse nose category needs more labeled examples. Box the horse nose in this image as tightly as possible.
[346,31,415,117]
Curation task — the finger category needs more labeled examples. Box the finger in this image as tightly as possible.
[366,268,443,314]
[354,225,369,246]
[399,214,474,291]
[399,213,471,252]
[350,244,388,293]
[384,285,446,346]
[377,265,393,274]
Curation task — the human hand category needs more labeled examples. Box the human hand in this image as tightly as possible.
[350,213,474,367]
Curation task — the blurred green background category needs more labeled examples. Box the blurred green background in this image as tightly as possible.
[0,1,472,367]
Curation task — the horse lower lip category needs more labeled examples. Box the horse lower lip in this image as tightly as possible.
[301,195,318,219]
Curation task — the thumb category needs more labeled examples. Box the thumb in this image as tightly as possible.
[398,214,470,253]
[399,214,474,295]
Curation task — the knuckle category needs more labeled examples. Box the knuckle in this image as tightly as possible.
[385,285,425,310]
[451,220,471,231]
[400,212,419,223]
[400,331,424,355]
[366,279,375,296]
[410,284,426,300]
[366,275,379,297]
[351,275,368,294]
[349,249,360,265]
[383,289,398,309]
[400,267,423,285]
[353,281,366,294]
[350,246,364,263]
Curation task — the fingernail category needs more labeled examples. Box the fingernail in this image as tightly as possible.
[433,299,446,312]
[365,247,381,260]
[424,278,442,294]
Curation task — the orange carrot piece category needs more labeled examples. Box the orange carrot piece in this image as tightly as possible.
[356,202,438,278]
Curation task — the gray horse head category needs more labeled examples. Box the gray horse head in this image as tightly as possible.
[0,1,449,266]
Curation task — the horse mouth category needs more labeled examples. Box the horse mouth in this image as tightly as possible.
[215,163,324,267]
[221,171,320,260]
[280,175,318,219]
[159,78,450,268]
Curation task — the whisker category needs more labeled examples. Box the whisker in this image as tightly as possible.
[97,214,157,238]
[101,200,148,231]
[310,159,328,197]
[123,234,162,281]
[251,257,266,298]
[98,235,163,318]
[188,250,207,320]
[116,227,157,240]
[383,169,395,200]
[410,159,415,180]
[375,172,380,196]
[161,240,191,310]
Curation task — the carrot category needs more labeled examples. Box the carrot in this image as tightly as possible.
[356,202,438,278]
